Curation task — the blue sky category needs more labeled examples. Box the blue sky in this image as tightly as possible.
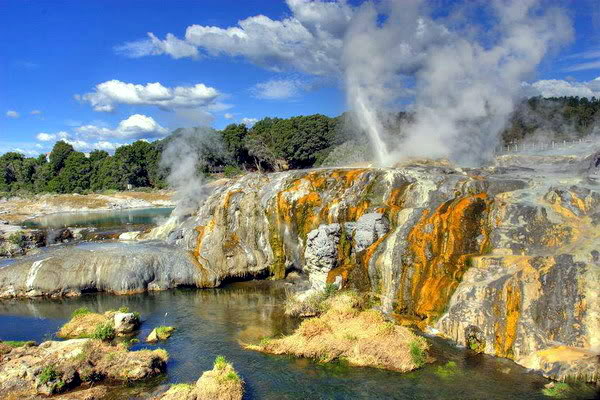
[1,0,600,156]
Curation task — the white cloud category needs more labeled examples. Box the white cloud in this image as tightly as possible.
[117,32,199,59]
[114,0,353,76]
[36,131,69,142]
[524,77,600,98]
[252,79,303,99]
[6,110,19,118]
[76,79,219,112]
[34,131,125,153]
[13,148,39,156]
[30,110,42,115]
[224,113,234,119]
[241,117,258,127]
[76,114,168,140]
[93,141,123,152]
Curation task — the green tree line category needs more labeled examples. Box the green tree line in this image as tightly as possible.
[2,97,599,195]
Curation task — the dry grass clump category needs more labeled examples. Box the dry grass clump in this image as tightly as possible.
[284,283,346,317]
[158,356,243,400]
[248,291,430,372]
[57,312,112,339]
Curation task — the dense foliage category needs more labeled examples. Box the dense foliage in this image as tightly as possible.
[2,97,599,195]
[502,96,600,143]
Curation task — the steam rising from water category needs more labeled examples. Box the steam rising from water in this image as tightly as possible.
[343,0,573,166]
[161,128,211,217]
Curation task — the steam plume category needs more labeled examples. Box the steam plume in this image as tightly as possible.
[343,0,573,166]
[160,128,212,217]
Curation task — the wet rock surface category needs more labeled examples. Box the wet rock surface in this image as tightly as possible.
[0,242,216,298]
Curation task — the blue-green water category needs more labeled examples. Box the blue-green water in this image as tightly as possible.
[22,207,174,229]
[2,281,594,399]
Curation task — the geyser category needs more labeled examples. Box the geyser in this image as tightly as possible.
[342,0,573,166]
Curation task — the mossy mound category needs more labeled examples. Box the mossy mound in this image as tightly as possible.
[0,339,168,397]
[248,291,431,371]
[147,326,175,342]
[57,308,140,340]
[158,356,243,400]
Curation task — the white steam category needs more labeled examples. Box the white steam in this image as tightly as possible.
[160,128,211,217]
[343,0,573,166]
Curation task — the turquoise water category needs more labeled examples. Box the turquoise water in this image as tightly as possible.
[22,207,174,229]
[1,281,593,399]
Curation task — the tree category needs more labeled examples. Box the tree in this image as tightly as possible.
[221,123,250,167]
[48,141,74,174]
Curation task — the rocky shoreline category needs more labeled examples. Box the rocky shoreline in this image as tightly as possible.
[1,149,600,388]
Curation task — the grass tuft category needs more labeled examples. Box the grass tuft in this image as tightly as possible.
[71,307,91,319]
[91,323,115,341]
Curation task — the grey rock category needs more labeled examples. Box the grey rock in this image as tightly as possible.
[353,213,389,252]
[114,312,140,335]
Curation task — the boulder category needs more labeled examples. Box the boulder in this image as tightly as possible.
[146,326,175,343]
[304,224,341,289]
[114,312,140,335]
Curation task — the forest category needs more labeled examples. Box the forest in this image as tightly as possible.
[2,96,600,195]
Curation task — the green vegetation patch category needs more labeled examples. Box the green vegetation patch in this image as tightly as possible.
[71,307,91,318]
[2,340,36,348]
[92,323,116,341]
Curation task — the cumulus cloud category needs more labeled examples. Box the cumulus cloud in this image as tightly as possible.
[76,114,168,140]
[241,117,258,127]
[76,79,219,112]
[114,0,353,76]
[524,77,600,98]
[34,130,125,153]
[6,110,19,118]
[251,79,304,99]
[36,131,69,142]
[224,113,234,119]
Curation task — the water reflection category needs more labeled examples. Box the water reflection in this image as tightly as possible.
[0,282,593,399]
[22,207,174,229]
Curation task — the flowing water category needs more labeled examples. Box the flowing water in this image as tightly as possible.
[22,207,174,229]
[1,281,592,400]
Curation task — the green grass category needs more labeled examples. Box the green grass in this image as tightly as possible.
[38,365,59,385]
[117,306,129,313]
[409,341,426,368]
[155,326,174,339]
[224,370,241,382]
[2,340,35,348]
[169,383,194,392]
[71,307,91,318]
[91,323,115,341]
[214,355,228,370]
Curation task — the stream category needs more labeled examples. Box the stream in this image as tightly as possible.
[0,281,579,400]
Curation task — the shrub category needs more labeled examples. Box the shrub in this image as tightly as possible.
[92,323,115,341]
[117,306,129,313]
[224,165,243,178]
[71,307,91,319]
[7,232,26,247]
